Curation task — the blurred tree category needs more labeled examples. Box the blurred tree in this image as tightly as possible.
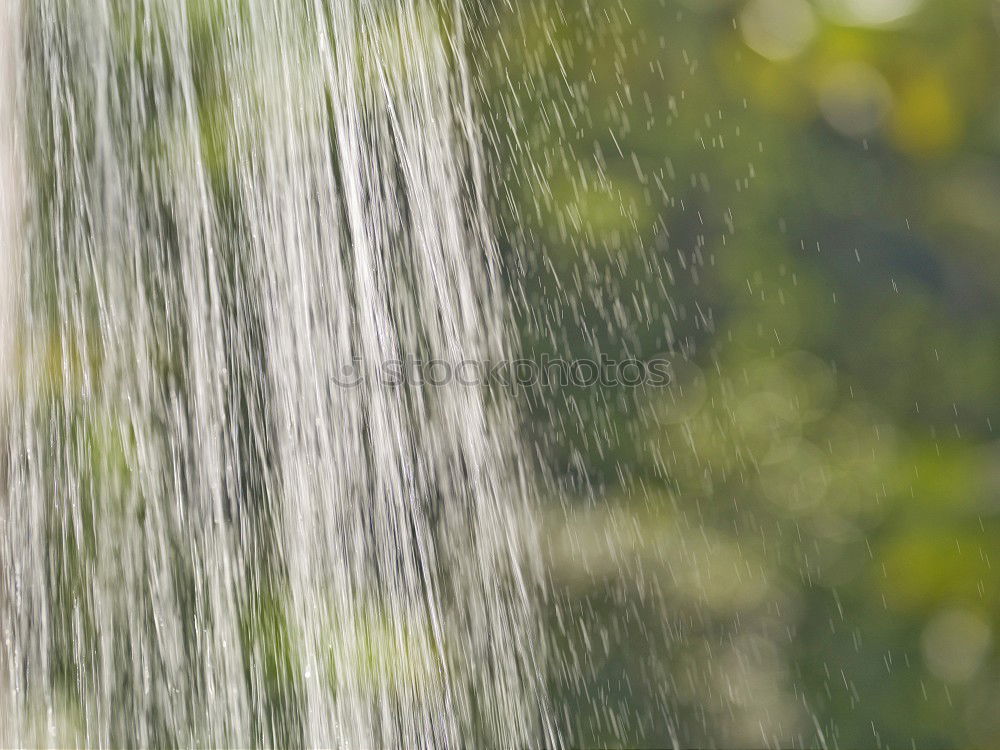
[475,0,1000,746]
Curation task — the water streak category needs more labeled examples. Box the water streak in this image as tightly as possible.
[0,1,551,746]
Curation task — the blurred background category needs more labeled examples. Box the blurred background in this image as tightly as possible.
[471,0,1000,746]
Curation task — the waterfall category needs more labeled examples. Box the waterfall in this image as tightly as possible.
[0,0,551,746]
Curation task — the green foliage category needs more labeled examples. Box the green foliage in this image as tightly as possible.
[478,0,1000,745]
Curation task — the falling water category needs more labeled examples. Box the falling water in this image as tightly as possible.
[0,0,551,746]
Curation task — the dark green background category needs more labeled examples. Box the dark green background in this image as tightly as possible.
[475,0,1000,746]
